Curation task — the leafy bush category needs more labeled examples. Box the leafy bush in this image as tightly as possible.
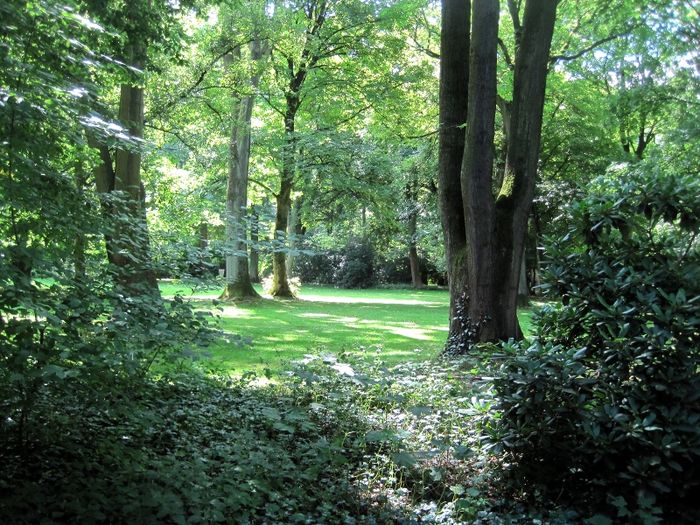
[293,249,342,284]
[486,163,700,522]
[335,238,376,288]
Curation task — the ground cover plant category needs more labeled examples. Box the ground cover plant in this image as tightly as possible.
[0,349,583,524]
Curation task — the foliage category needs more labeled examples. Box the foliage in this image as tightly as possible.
[335,237,377,289]
[0,369,379,523]
[485,159,700,523]
[0,347,565,524]
[0,0,217,494]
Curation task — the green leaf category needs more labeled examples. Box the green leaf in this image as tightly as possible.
[261,407,281,421]
[408,405,432,416]
[584,515,613,525]
[391,451,416,467]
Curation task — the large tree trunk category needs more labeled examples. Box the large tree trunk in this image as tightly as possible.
[461,0,500,341]
[490,0,557,340]
[221,42,264,300]
[111,76,159,294]
[270,99,297,298]
[438,0,470,343]
[439,0,557,349]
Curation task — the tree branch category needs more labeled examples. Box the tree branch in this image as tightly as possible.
[507,0,522,45]
[497,38,514,70]
[549,30,631,64]
[144,123,199,154]
[249,177,278,197]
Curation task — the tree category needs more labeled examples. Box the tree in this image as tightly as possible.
[221,32,267,300]
[263,0,389,297]
[437,0,469,340]
[85,0,184,294]
[440,0,558,347]
[266,1,331,297]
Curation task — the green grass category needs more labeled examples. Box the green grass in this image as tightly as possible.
[160,281,535,374]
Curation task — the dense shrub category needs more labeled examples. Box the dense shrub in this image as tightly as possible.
[293,249,342,284]
[486,165,700,522]
[334,238,376,288]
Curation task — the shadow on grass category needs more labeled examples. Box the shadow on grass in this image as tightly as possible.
[165,284,535,374]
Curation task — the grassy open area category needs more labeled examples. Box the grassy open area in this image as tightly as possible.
[160,281,534,373]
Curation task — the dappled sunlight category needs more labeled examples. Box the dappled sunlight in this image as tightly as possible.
[382,326,433,341]
[218,306,259,319]
[298,294,443,306]
[197,285,452,372]
[291,311,442,342]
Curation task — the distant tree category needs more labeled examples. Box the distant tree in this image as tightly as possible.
[221,17,267,300]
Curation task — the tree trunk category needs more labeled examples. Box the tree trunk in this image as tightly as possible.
[406,180,423,288]
[248,204,260,283]
[438,0,471,342]
[408,211,423,288]
[491,0,557,340]
[285,195,303,277]
[111,76,159,294]
[87,134,118,265]
[517,252,529,307]
[221,42,265,301]
[270,99,297,298]
[439,0,557,349]
[461,0,500,341]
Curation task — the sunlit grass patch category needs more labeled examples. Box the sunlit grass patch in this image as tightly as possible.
[159,281,536,375]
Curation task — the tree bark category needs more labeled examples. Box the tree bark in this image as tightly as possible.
[111,74,159,293]
[438,0,557,349]
[87,134,118,265]
[517,252,529,306]
[438,0,470,341]
[285,195,303,277]
[221,41,265,301]
[270,92,300,298]
[491,0,557,340]
[461,0,500,341]
[248,204,260,283]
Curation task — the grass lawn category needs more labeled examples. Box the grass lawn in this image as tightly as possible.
[160,281,535,374]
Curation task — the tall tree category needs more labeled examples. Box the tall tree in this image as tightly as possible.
[267,1,330,297]
[221,36,267,300]
[440,0,558,346]
[264,0,385,297]
[85,0,181,294]
[438,0,470,343]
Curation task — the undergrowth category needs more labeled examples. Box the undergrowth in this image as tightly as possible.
[2,350,586,524]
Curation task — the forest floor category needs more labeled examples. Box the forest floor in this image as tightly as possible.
[159,281,535,374]
[5,280,581,524]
